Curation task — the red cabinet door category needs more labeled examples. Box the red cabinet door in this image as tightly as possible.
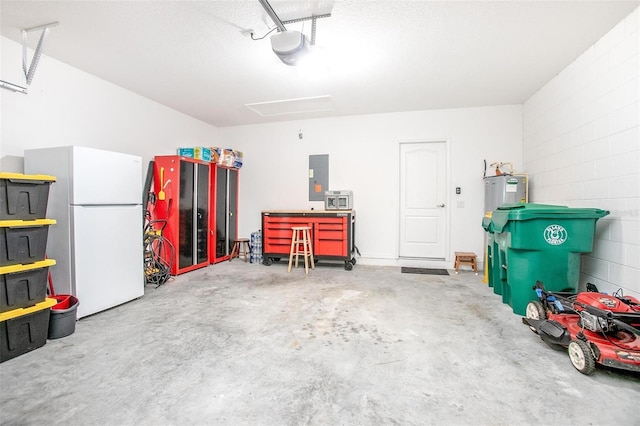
[151,155,209,275]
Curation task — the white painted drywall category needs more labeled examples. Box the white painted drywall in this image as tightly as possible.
[1,34,524,270]
[219,105,523,267]
[523,8,639,298]
[2,7,637,292]
[1,36,220,172]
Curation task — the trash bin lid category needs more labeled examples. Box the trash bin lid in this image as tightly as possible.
[496,203,565,211]
[481,214,493,232]
[491,203,609,232]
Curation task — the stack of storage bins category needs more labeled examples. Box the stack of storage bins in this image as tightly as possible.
[0,173,57,363]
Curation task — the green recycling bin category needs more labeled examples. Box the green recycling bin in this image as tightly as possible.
[490,203,609,316]
[481,214,501,294]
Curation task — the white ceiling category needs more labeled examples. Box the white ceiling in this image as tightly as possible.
[2,1,638,128]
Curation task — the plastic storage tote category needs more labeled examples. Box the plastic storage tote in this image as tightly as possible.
[490,203,608,315]
[0,173,55,221]
[0,259,56,313]
[0,297,56,362]
[0,219,56,266]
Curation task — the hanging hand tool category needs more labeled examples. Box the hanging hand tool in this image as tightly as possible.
[158,167,166,200]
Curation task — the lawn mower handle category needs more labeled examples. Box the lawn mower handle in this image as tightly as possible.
[611,319,640,336]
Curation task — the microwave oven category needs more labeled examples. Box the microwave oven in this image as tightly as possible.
[324,190,353,210]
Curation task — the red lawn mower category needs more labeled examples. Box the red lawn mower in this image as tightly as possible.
[522,281,640,375]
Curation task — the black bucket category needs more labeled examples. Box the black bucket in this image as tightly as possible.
[48,295,79,339]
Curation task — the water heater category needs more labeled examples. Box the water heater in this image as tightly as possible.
[484,175,527,213]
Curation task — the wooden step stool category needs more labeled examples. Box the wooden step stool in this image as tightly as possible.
[230,238,250,262]
[454,252,478,275]
[288,226,315,274]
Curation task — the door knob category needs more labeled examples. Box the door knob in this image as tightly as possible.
[437,203,445,208]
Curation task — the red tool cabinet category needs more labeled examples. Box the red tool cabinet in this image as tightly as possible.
[209,165,239,264]
[261,210,356,270]
[150,156,240,274]
[151,156,210,275]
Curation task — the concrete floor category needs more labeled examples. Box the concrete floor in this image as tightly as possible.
[1,260,638,425]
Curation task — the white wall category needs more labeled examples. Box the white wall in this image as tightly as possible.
[1,35,524,270]
[523,8,639,297]
[219,105,523,267]
[1,36,220,172]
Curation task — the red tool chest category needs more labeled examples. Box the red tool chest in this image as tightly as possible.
[261,210,356,270]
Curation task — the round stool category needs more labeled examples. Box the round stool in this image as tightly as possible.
[230,238,250,262]
[288,226,314,273]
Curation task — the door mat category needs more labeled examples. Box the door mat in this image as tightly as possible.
[401,267,449,276]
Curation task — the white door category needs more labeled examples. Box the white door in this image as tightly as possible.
[399,142,447,259]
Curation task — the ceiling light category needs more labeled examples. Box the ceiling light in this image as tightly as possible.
[256,0,331,66]
[270,30,310,66]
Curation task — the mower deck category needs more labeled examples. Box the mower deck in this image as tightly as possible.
[522,282,640,375]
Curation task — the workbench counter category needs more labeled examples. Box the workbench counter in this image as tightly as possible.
[262,210,354,215]
[261,210,357,270]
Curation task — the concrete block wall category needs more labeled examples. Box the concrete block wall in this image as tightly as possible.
[523,8,639,298]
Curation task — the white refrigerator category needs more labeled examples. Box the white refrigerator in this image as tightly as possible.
[25,146,144,318]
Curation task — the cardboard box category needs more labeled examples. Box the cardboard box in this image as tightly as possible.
[220,149,234,167]
[233,151,244,169]
[177,147,212,162]
[210,147,221,164]
[210,147,242,169]
[177,147,194,158]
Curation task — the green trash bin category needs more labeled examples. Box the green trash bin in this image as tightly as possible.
[490,203,609,316]
[481,214,501,294]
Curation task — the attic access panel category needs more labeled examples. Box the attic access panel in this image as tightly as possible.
[245,95,334,117]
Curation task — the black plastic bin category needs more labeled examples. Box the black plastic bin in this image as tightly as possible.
[0,298,56,362]
[0,259,56,313]
[0,219,56,266]
[0,173,55,221]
